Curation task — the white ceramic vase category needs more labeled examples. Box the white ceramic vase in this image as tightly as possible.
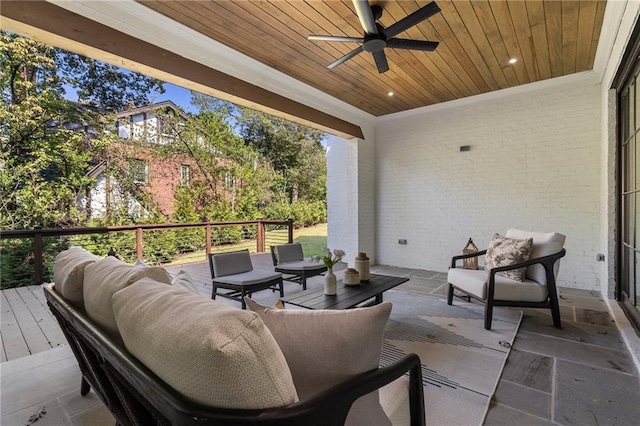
[324,267,337,295]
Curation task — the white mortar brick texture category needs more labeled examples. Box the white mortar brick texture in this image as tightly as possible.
[376,83,602,290]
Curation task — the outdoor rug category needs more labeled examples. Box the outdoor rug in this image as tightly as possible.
[379,290,522,426]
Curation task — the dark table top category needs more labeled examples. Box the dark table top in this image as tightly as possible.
[280,274,409,310]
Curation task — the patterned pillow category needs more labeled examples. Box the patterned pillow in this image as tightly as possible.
[484,234,533,282]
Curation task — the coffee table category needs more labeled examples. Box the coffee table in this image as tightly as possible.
[280,274,409,310]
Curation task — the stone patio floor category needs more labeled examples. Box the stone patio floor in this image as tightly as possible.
[1,254,640,425]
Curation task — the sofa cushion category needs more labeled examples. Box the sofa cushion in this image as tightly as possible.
[505,229,566,284]
[83,256,172,339]
[53,246,100,310]
[171,270,200,294]
[484,234,533,282]
[112,279,299,409]
[448,268,548,302]
[245,297,393,426]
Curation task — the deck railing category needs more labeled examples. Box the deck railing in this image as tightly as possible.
[1,219,294,287]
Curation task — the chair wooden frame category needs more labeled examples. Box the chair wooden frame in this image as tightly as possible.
[447,249,566,330]
[208,250,284,309]
[270,245,327,290]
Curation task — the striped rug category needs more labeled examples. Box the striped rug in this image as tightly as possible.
[380,290,522,426]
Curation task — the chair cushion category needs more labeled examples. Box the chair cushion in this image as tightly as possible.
[53,246,100,310]
[83,256,172,339]
[112,279,299,409]
[210,250,253,277]
[448,268,548,302]
[214,270,282,286]
[274,243,304,263]
[506,229,566,284]
[245,297,393,426]
[171,270,200,294]
[484,234,533,282]
[276,259,326,271]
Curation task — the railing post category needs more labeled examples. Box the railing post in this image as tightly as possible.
[33,226,43,285]
[136,227,143,261]
[205,224,212,258]
[287,218,294,243]
[257,220,265,253]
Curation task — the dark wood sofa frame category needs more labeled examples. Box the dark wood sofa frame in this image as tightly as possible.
[447,249,566,330]
[44,283,426,426]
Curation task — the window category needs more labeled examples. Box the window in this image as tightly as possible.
[615,19,640,333]
[224,171,235,189]
[129,159,149,184]
[180,165,190,186]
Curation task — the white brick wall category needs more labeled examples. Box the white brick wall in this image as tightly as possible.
[327,134,377,266]
[375,83,602,290]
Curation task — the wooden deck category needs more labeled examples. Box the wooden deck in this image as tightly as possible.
[0,254,277,363]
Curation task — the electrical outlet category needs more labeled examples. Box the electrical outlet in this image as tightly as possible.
[398,239,407,245]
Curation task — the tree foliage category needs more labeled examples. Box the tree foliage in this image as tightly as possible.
[0,31,164,229]
[235,108,327,204]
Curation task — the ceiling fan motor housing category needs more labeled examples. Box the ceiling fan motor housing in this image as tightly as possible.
[363,38,387,53]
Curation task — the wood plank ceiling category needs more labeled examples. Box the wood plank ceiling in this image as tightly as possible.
[138,0,607,117]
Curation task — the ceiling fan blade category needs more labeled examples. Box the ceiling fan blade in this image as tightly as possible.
[372,50,389,73]
[387,38,439,51]
[308,35,364,43]
[352,0,378,35]
[382,1,441,39]
[327,46,364,69]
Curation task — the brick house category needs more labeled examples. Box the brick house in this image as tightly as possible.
[81,101,200,219]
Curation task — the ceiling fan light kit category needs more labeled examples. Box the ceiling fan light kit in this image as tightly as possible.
[308,0,441,74]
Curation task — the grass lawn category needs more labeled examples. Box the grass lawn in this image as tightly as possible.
[165,223,328,266]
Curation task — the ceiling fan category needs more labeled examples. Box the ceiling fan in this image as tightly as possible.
[308,0,441,74]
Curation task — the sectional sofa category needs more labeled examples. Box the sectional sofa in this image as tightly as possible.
[45,247,425,425]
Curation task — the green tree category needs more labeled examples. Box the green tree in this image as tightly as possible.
[235,108,327,204]
[0,32,165,229]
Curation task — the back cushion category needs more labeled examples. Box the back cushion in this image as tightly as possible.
[210,250,253,277]
[53,247,100,310]
[505,229,566,284]
[171,270,200,294]
[245,298,393,426]
[83,256,172,339]
[274,243,304,263]
[112,279,299,409]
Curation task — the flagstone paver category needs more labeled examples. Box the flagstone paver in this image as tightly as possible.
[1,258,639,425]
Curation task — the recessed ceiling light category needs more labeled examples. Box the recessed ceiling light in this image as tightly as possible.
[508,58,517,64]
[388,91,394,97]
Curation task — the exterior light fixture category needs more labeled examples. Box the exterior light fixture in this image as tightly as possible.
[508,58,517,64]
[388,91,394,96]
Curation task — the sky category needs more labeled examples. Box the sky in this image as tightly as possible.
[150,83,198,114]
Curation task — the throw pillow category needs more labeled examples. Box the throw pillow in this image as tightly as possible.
[245,297,393,426]
[53,246,100,310]
[112,278,299,409]
[171,270,200,294]
[505,229,566,284]
[83,256,172,339]
[484,234,533,282]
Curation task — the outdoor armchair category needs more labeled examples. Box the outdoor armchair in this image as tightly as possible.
[271,243,327,290]
[209,249,283,309]
[447,229,566,330]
